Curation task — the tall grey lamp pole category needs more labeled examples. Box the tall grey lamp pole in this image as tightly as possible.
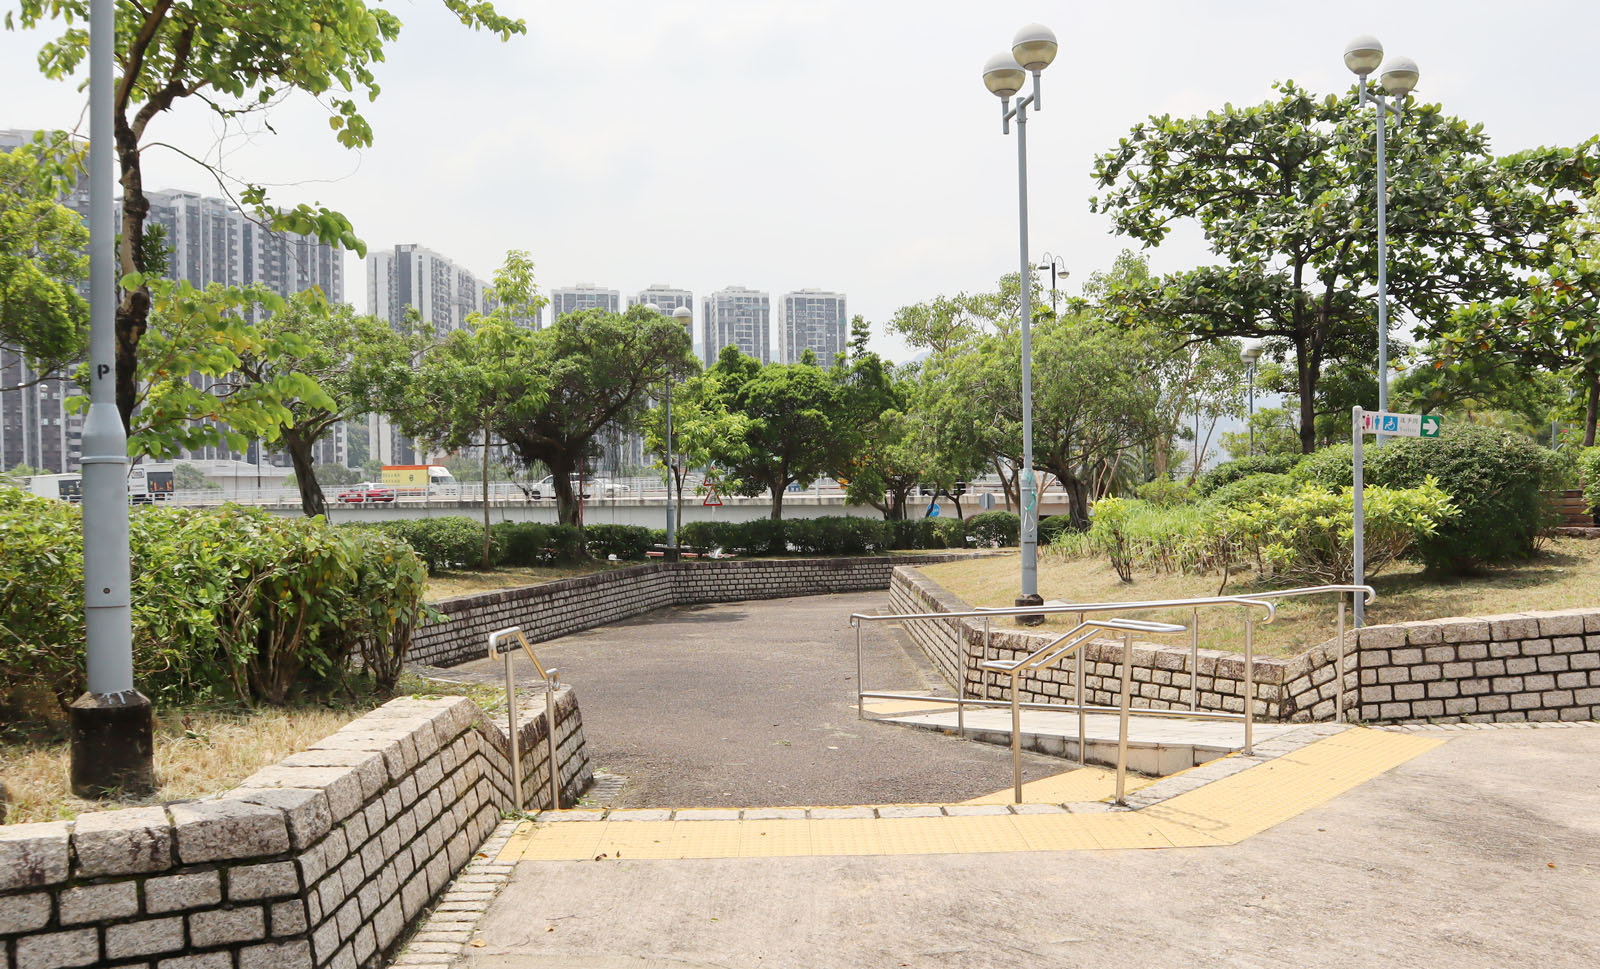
[72,0,156,797]
[668,305,692,553]
[1344,36,1419,445]
[1037,252,1068,316]
[984,23,1057,616]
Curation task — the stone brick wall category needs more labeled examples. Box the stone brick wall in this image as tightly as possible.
[0,692,590,969]
[411,554,978,668]
[1282,611,1600,724]
[888,567,1291,719]
[891,566,1600,726]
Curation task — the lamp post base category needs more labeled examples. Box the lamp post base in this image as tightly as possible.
[1014,593,1046,626]
[69,690,156,799]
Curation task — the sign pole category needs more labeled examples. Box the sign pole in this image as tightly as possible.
[1352,406,1365,628]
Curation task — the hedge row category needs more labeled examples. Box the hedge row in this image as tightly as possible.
[358,512,1029,572]
[1,491,432,710]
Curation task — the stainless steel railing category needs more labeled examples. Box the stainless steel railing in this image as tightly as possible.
[849,583,1375,804]
[489,626,562,812]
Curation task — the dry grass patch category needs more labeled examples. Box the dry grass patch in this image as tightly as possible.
[920,537,1600,659]
[425,562,628,601]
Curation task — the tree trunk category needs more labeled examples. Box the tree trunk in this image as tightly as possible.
[1063,476,1090,530]
[770,483,785,520]
[1586,374,1599,448]
[674,465,687,531]
[482,428,492,568]
[114,122,152,436]
[282,430,327,519]
[549,454,580,526]
[1296,354,1318,454]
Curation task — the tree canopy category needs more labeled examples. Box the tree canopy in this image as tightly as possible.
[0,134,87,389]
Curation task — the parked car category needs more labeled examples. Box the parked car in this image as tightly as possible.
[529,475,592,501]
[336,483,396,504]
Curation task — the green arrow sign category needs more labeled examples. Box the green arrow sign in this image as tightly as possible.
[1420,415,1442,438]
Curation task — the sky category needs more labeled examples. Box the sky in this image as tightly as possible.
[4,0,1599,362]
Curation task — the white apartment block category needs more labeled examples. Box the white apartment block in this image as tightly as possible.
[549,284,620,322]
[701,286,771,366]
[367,244,492,338]
[628,284,694,318]
[780,289,848,364]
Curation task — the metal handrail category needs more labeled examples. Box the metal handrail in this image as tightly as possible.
[850,583,1377,804]
[489,626,561,812]
[984,618,1187,804]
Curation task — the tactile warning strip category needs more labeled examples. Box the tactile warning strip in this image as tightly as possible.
[496,728,1442,861]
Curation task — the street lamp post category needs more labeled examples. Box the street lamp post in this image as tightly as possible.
[71,0,155,797]
[646,303,692,560]
[983,23,1057,617]
[1240,341,1263,457]
[1037,252,1068,316]
[1344,36,1419,445]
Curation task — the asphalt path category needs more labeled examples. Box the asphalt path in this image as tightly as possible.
[440,591,1062,807]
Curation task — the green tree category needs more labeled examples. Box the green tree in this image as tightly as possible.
[1092,81,1594,453]
[641,370,744,527]
[171,461,216,490]
[0,134,87,388]
[703,346,844,520]
[834,351,924,519]
[462,304,696,527]
[7,0,525,434]
[1426,195,1600,444]
[396,251,550,561]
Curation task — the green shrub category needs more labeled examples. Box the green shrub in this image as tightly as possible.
[1287,444,1355,489]
[1037,515,1076,545]
[1134,479,1195,507]
[1086,497,1136,581]
[1578,446,1600,516]
[887,518,936,550]
[1218,480,1458,584]
[584,524,653,560]
[966,510,1021,547]
[788,517,889,555]
[930,517,967,549]
[1194,454,1303,496]
[490,522,586,565]
[377,517,488,573]
[1208,472,1293,509]
[0,493,432,709]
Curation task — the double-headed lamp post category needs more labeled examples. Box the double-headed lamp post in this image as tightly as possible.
[983,23,1057,615]
[646,303,692,558]
[1240,340,1263,456]
[1343,36,1419,444]
[1037,252,1068,316]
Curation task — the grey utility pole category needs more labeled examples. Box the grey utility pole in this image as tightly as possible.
[71,0,156,796]
[984,23,1058,617]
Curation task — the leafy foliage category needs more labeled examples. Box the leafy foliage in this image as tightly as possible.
[0,133,87,388]
[965,511,1021,548]
[1193,454,1303,496]
[583,524,653,561]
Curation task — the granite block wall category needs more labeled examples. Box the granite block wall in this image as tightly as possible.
[411,554,978,668]
[0,692,589,969]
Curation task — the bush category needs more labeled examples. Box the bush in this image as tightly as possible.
[1037,515,1075,546]
[1218,480,1458,584]
[0,492,433,709]
[584,523,652,561]
[930,517,968,549]
[788,517,889,555]
[1287,443,1355,489]
[966,510,1021,548]
[1086,497,1136,581]
[1579,447,1600,516]
[1134,479,1195,507]
[491,522,586,565]
[887,518,936,550]
[1193,454,1303,496]
[377,517,488,573]
[1208,472,1293,509]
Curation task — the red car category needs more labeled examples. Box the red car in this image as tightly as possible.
[336,483,396,504]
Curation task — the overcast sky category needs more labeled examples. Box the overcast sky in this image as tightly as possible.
[5,0,1599,361]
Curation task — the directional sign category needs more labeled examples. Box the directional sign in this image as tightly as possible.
[1358,410,1442,438]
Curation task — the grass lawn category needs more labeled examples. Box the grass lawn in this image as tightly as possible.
[919,537,1600,659]
[0,673,507,825]
[425,563,628,601]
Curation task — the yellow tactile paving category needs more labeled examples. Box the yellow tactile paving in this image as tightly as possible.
[862,699,960,716]
[961,765,1153,805]
[497,728,1444,862]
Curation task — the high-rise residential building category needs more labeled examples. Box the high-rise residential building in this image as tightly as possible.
[628,284,694,318]
[367,244,491,338]
[780,289,848,364]
[701,286,771,366]
[549,284,620,322]
[144,189,344,305]
[0,130,87,473]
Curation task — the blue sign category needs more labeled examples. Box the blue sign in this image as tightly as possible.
[929,503,941,518]
[1381,415,1399,432]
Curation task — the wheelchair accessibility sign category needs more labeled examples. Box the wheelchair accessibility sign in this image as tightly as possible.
[1359,410,1441,438]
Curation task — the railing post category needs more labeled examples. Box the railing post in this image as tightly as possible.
[1336,597,1347,724]
[1076,646,1086,766]
[1243,618,1255,755]
[855,622,863,720]
[1190,606,1200,712]
[546,673,560,810]
[1115,631,1133,806]
[1011,669,1024,803]
[503,646,522,812]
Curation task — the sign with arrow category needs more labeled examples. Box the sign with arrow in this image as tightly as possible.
[1358,410,1442,438]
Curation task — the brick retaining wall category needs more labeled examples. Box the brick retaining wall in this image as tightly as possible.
[0,692,590,969]
[412,555,979,668]
[891,566,1600,725]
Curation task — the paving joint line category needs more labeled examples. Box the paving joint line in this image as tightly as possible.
[389,817,523,969]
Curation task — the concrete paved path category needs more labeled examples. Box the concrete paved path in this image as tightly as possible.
[456,726,1600,969]
[438,592,1064,807]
